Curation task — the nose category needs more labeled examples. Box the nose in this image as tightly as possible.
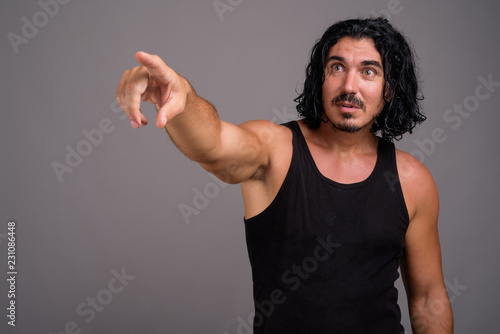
[342,70,359,94]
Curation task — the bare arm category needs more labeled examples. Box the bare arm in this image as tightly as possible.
[116,52,278,184]
[397,152,453,333]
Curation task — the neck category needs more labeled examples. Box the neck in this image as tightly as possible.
[309,120,378,154]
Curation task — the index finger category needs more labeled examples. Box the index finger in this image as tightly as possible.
[134,51,175,85]
[116,67,148,128]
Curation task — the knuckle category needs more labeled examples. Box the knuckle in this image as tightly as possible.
[124,84,137,95]
[119,91,128,104]
[124,106,136,117]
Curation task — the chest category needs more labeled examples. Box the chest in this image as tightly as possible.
[308,144,378,184]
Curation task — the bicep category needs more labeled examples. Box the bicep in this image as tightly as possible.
[199,120,279,184]
[400,162,446,302]
[401,206,444,301]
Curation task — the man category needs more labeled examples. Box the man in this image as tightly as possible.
[117,17,453,334]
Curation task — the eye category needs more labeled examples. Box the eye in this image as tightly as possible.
[363,68,376,76]
[332,64,343,72]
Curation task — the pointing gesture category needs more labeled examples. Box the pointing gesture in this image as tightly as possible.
[116,50,269,185]
[116,51,189,129]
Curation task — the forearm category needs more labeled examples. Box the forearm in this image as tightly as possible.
[161,77,222,163]
[409,290,453,334]
[117,52,264,179]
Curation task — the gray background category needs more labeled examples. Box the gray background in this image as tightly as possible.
[1,0,499,333]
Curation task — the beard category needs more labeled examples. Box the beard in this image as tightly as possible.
[327,112,378,134]
[322,92,382,134]
[327,93,367,133]
[330,113,361,133]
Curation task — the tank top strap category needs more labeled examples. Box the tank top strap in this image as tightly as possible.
[375,138,410,223]
[373,138,395,179]
[281,120,307,167]
[281,120,301,147]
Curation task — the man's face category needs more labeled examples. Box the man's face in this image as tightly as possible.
[321,36,386,134]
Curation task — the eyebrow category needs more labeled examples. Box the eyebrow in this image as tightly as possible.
[326,56,383,70]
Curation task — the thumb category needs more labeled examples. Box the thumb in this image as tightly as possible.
[134,51,175,85]
[156,103,169,128]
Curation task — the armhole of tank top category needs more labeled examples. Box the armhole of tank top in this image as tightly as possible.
[243,123,296,225]
[389,143,411,226]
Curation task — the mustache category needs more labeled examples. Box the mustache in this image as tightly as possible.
[332,93,364,108]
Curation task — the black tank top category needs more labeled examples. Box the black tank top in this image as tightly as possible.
[244,121,409,334]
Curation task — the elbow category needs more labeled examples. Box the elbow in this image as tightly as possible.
[408,288,454,334]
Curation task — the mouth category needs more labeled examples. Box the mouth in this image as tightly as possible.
[336,102,361,111]
[337,102,359,108]
[332,93,364,110]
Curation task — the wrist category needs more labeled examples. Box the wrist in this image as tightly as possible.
[181,75,197,105]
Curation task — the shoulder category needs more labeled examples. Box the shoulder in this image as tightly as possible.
[236,119,293,172]
[237,119,292,140]
[237,119,293,155]
[394,149,439,221]
[394,149,434,185]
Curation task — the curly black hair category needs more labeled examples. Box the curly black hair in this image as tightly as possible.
[294,17,425,141]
